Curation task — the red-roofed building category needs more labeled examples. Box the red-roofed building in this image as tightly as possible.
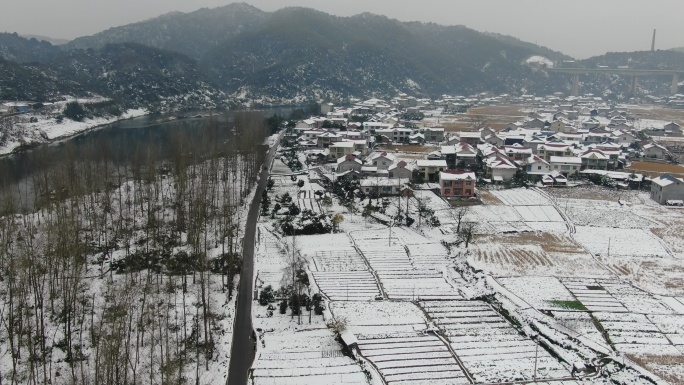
[440,170,477,198]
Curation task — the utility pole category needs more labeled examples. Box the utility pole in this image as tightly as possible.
[533,343,539,381]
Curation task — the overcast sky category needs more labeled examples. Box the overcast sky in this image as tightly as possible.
[3,0,683,58]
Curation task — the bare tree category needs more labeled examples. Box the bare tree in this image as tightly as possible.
[458,222,478,248]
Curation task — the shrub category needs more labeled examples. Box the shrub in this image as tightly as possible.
[63,101,86,121]
[259,285,275,306]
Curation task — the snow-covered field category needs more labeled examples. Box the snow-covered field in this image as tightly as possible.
[251,168,684,385]
[421,300,571,383]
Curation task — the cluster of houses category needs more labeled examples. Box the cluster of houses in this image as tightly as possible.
[287,94,683,204]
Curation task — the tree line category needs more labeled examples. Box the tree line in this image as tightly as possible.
[0,112,269,385]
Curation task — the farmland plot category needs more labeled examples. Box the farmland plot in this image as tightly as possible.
[378,270,463,300]
[599,280,674,315]
[554,312,609,347]
[492,188,553,206]
[420,300,571,383]
[252,327,366,385]
[312,271,381,301]
[469,237,607,277]
[594,312,678,356]
[558,199,659,229]
[297,189,323,213]
[405,243,451,269]
[574,226,670,258]
[256,225,291,287]
[331,302,429,339]
[499,276,577,310]
[357,336,469,385]
[514,205,564,222]
[648,315,684,353]
[562,279,629,313]
[465,205,522,223]
[356,236,461,300]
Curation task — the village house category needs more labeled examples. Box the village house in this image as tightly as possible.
[296,119,318,129]
[612,130,637,147]
[440,145,457,168]
[336,154,363,173]
[583,130,613,145]
[317,131,344,148]
[664,122,682,135]
[424,127,445,142]
[367,151,396,170]
[457,132,482,146]
[580,149,609,170]
[537,143,575,161]
[401,127,420,141]
[651,174,684,205]
[416,159,447,182]
[549,119,574,133]
[525,118,546,129]
[549,156,582,176]
[328,141,356,161]
[440,170,476,198]
[542,171,568,186]
[484,156,518,182]
[504,144,533,163]
[643,143,669,159]
[525,155,551,178]
[483,133,505,147]
[388,161,414,179]
[360,178,409,196]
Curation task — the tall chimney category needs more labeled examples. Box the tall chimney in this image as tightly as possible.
[651,29,656,51]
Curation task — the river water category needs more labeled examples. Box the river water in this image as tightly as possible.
[0,109,288,211]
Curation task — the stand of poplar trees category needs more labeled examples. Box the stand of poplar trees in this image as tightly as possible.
[0,112,268,385]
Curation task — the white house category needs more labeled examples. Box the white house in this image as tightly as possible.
[525,155,551,176]
[549,156,582,176]
[612,130,637,147]
[643,143,669,159]
[416,159,447,182]
[651,174,684,205]
[388,161,414,179]
[328,141,356,161]
[367,151,397,170]
[336,154,363,173]
[485,156,518,182]
[664,122,682,135]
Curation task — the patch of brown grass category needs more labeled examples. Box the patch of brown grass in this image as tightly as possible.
[477,232,583,254]
[627,354,684,385]
[442,104,526,132]
[479,190,502,205]
[547,185,642,203]
[382,145,438,153]
[627,161,684,177]
[625,105,684,125]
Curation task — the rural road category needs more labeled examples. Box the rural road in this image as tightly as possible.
[227,133,281,385]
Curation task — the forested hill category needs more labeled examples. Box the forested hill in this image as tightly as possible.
[0,37,223,109]
[63,4,573,100]
[3,4,683,105]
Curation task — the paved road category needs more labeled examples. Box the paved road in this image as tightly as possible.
[227,136,280,385]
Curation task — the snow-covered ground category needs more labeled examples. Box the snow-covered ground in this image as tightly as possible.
[0,107,147,154]
[250,155,683,385]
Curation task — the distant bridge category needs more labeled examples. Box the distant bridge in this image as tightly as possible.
[546,67,683,96]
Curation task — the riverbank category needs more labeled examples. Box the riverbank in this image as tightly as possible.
[0,108,148,155]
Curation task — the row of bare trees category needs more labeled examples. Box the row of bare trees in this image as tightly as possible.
[0,112,269,385]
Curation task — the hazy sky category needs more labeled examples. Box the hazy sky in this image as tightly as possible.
[3,0,683,58]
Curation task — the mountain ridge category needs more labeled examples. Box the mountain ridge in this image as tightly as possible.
[2,5,681,105]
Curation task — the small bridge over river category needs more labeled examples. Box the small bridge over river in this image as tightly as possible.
[546,67,683,96]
